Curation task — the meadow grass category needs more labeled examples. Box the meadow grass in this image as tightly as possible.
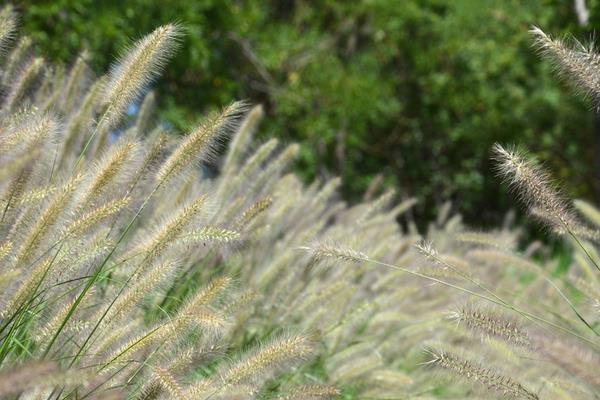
[0,6,599,399]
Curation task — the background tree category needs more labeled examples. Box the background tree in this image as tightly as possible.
[16,0,595,228]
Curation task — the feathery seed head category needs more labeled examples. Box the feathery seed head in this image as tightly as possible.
[3,36,33,86]
[178,276,232,317]
[64,196,131,237]
[492,144,575,233]
[0,4,16,54]
[415,240,439,260]
[82,139,139,203]
[277,384,340,399]
[0,241,13,261]
[152,367,186,400]
[449,305,532,348]
[223,103,264,172]
[425,348,538,399]
[106,260,178,324]
[236,196,273,229]
[2,113,58,156]
[4,57,45,111]
[136,195,207,263]
[222,334,313,386]
[157,101,249,184]
[300,242,368,264]
[531,26,600,107]
[14,185,57,205]
[180,226,241,244]
[13,175,79,265]
[102,24,182,128]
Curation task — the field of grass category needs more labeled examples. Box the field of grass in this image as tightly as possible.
[0,5,599,399]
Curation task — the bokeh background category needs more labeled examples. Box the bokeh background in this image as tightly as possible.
[15,0,600,230]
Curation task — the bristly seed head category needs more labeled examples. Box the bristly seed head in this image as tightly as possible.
[425,348,539,400]
[415,240,438,260]
[530,26,600,108]
[449,305,532,348]
[157,101,249,184]
[300,242,368,264]
[491,143,579,235]
[102,24,183,128]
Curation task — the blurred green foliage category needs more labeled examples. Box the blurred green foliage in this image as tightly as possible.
[16,0,597,227]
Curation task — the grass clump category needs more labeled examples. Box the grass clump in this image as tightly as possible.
[0,6,600,400]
